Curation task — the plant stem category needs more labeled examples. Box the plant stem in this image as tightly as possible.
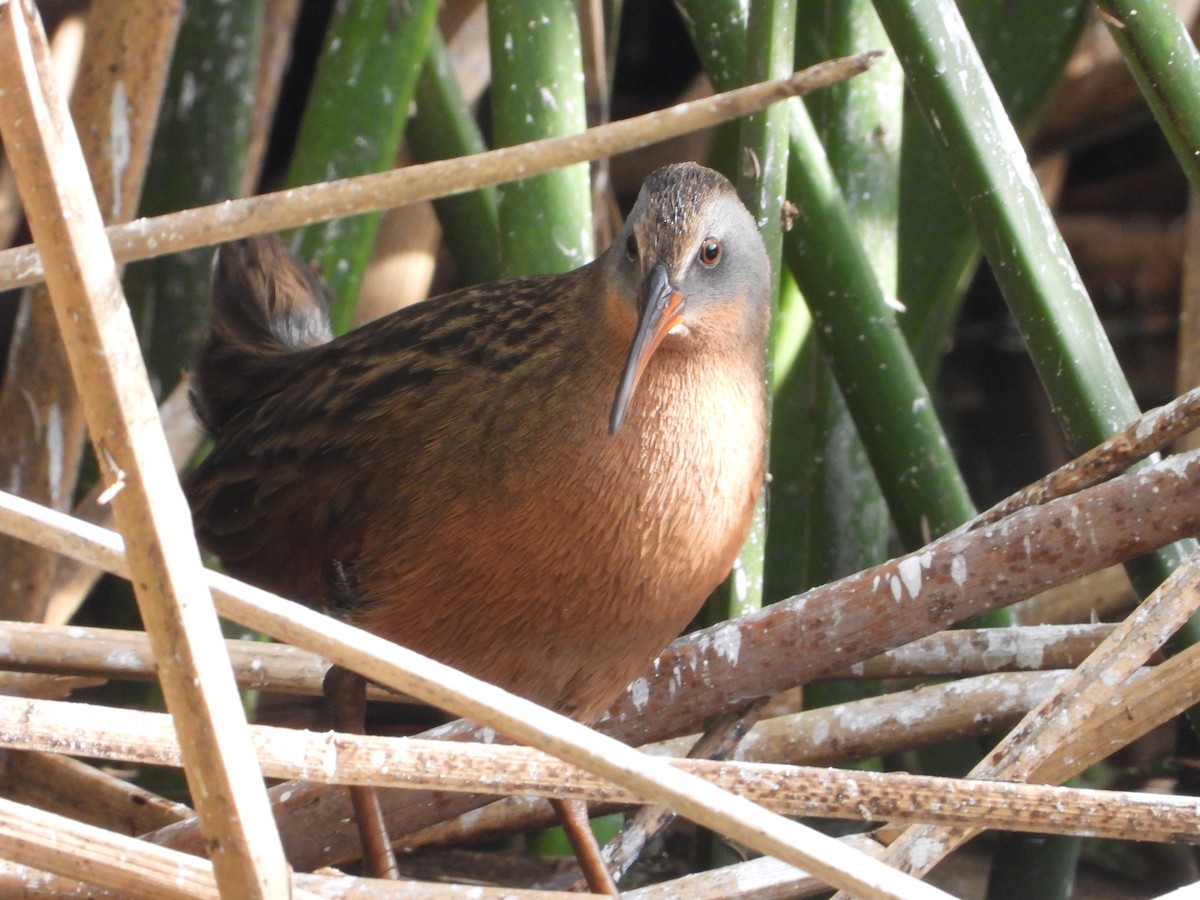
[872,0,1193,593]
[125,0,261,395]
[488,0,593,276]
[286,0,437,332]
[729,0,795,618]
[409,32,501,285]
[1096,0,1200,196]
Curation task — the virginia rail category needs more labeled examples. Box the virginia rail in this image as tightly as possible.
[186,162,770,878]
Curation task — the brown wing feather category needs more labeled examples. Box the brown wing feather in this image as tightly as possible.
[186,236,590,612]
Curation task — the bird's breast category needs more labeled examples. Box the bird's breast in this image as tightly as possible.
[600,350,766,580]
[349,343,766,721]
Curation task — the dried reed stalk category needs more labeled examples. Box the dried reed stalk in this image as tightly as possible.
[0,3,287,895]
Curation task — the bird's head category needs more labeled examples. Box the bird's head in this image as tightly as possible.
[601,163,771,434]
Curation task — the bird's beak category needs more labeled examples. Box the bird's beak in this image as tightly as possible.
[609,264,685,435]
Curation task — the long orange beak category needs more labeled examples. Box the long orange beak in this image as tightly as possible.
[609,264,685,434]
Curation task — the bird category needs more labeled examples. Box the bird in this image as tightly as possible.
[185,161,770,880]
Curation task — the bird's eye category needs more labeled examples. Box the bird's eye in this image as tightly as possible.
[698,237,722,267]
[625,233,638,261]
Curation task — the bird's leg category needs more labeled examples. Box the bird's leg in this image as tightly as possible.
[551,798,619,897]
[323,664,400,879]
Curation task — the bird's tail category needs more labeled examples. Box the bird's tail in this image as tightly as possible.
[190,234,334,436]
